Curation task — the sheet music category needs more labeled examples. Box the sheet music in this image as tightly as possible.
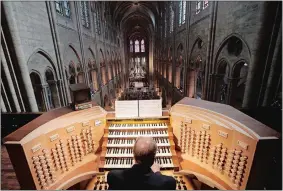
[115,100,139,118]
[139,99,162,117]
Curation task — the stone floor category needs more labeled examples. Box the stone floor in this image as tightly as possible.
[1,145,20,190]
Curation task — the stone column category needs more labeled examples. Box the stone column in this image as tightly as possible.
[0,46,21,112]
[55,80,62,108]
[225,78,238,106]
[1,96,7,113]
[42,84,51,111]
[3,2,38,112]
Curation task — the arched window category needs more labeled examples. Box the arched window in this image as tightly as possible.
[55,1,70,18]
[135,40,140,52]
[130,40,133,53]
[164,10,167,37]
[196,1,201,14]
[215,60,229,104]
[141,39,145,52]
[30,72,46,112]
[94,2,101,34]
[169,3,174,33]
[179,1,186,26]
[203,0,209,9]
[81,1,90,28]
[69,63,76,84]
[45,69,60,109]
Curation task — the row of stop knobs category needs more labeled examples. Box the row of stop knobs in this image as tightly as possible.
[32,150,56,189]
[180,127,210,161]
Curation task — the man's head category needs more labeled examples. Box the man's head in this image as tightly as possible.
[133,136,157,167]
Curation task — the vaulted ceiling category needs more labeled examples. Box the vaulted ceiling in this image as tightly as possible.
[109,1,160,39]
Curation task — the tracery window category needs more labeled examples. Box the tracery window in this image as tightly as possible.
[196,1,201,14]
[164,12,167,37]
[55,1,71,18]
[93,2,101,34]
[141,39,145,52]
[179,1,186,26]
[81,1,90,28]
[130,40,133,53]
[135,40,140,53]
[169,3,174,33]
[203,0,209,9]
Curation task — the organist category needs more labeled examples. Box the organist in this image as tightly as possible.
[107,137,176,190]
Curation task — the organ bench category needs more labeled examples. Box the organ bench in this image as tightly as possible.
[4,98,280,190]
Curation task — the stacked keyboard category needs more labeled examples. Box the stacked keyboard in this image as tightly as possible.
[103,121,175,169]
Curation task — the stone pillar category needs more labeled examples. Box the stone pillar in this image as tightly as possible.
[42,84,51,111]
[3,2,38,112]
[226,78,239,106]
[1,96,7,113]
[0,46,21,112]
[46,1,69,106]
[55,81,62,108]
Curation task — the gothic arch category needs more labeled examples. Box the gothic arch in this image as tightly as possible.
[30,71,46,112]
[68,44,81,63]
[213,34,251,108]
[230,59,249,108]
[187,37,206,99]
[100,49,107,85]
[27,49,58,80]
[167,46,173,83]
[214,34,251,64]
[175,43,185,92]
[189,37,205,65]
[45,68,60,109]
[213,58,230,103]
[87,48,99,93]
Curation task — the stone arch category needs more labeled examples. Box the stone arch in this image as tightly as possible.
[87,48,99,93]
[103,94,109,108]
[68,44,81,64]
[27,50,57,80]
[27,50,62,110]
[214,34,251,64]
[175,43,185,92]
[189,37,205,64]
[114,52,119,76]
[107,50,112,80]
[30,71,46,112]
[213,34,251,108]
[167,46,173,83]
[45,68,60,109]
[230,59,249,108]
[187,37,206,99]
[100,49,107,85]
[214,58,230,103]
[111,51,116,78]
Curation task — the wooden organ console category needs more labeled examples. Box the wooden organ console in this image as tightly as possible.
[4,98,280,190]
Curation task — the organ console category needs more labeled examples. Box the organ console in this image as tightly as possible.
[4,98,280,190]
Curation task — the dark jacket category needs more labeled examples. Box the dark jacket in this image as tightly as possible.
[107,164,176,190]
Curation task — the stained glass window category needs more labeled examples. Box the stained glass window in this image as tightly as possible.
[179,1,186,26]
[130,40,133,53]
[135,40,140,53]
[141,39,145,52]
[196,1,201,14]
[169,3,174,33]
[81,1,90,28]
[203,0,209,9]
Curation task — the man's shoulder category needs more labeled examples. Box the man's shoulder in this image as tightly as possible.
[152,172,176,182]
[150,173,176,189]
[107,170,125,181]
